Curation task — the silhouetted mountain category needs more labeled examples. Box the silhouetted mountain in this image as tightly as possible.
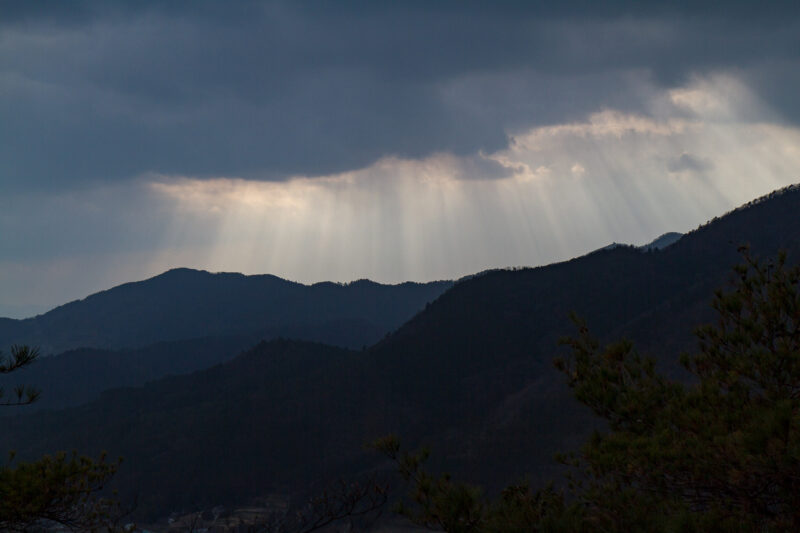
[0,273,452,354]
[597,231,683,253]
[3,184,800,520]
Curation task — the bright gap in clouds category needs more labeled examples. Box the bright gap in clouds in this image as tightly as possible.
[3,73,800,317]
[145,74,800,285]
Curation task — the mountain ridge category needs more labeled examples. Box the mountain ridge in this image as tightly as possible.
[0,271,453,354]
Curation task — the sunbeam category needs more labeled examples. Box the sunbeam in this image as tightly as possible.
[132,74,800,289]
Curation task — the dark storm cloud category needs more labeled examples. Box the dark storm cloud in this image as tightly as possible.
[1,1,799,188]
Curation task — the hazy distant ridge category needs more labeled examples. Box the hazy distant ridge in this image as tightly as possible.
[0,271,452,354]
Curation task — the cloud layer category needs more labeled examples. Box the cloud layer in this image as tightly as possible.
[2,2,800,316]
[2,1,799,187]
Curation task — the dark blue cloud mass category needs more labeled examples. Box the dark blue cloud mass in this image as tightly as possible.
[0,0,799,189]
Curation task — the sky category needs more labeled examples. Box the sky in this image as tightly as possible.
[2,1,800,318]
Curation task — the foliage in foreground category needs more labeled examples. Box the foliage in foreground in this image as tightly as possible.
[0,451,121,532]
[0,345,122,532]
[372,434,579,533]
[377,249,800,532]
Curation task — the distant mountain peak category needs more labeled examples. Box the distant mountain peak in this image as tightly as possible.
[155,267,211,277]
[640,232,683,251]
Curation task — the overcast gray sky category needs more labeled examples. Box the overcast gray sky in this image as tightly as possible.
[2,1,800,317]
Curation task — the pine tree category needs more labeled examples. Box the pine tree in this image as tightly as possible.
[0,345,122,532]
[556,248,800,531]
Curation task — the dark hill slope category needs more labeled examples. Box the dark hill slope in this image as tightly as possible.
[367,185,800,478]
[2,340,381,518]
[0,315,404,413]
[0,336,251,413]
[3,185,800,519]
[382,183,800,380]
[0,273,452,354]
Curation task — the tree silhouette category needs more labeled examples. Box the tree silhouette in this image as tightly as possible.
[0,345,122,532]
[556,248,800,530]
[0,345,41,406]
